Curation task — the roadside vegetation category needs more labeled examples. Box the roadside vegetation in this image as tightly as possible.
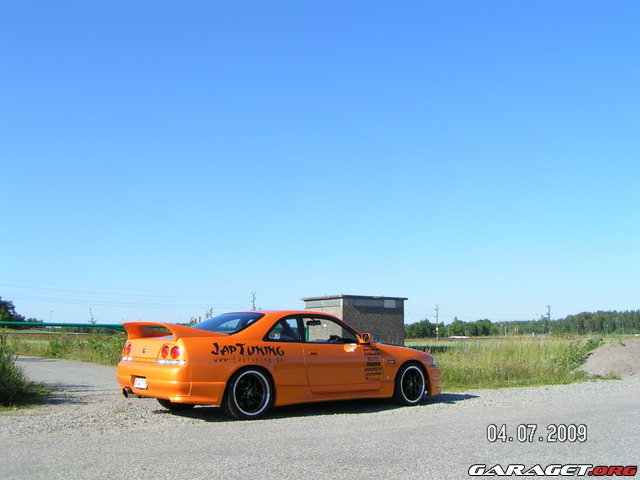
[408,337,608,391]
[0,334,49,409]
[9,332,126,366]
[9,329,609,392]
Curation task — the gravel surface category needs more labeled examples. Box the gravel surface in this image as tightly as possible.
[577,340,640,378]
[1,356,638,480]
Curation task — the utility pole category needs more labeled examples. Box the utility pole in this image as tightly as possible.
[251,292,256,311]
[434,304,440,341]
[547,305,552,335]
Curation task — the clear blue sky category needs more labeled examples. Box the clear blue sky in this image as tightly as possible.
[1,1,638,325]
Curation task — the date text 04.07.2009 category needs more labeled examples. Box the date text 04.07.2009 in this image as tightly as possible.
[487,424,587,443]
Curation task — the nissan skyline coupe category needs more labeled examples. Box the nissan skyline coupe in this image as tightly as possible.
[117,310,441,419]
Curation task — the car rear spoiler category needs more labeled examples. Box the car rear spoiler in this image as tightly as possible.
[123,322,226,340]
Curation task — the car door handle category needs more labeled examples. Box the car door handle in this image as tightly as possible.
[307,350,319,356]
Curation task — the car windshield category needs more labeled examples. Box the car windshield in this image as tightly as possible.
[193,312,264,335]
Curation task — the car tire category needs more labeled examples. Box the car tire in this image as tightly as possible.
[222,368,273,420]
[393,363,426,406]
[157,398,196,412]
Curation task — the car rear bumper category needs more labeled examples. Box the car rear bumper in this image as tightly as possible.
[117,360,226,405]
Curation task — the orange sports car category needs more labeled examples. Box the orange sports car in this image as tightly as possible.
[117,311,441,419]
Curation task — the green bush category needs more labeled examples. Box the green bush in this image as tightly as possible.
[560,337,604,370]
[0,333,47,407]
[43,333,125,365]
[44,335,67,358]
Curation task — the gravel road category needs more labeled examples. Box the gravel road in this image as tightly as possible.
[1,357,638,480]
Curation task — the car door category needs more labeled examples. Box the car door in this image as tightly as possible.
[301,316,383,394]
[262,317,308,388]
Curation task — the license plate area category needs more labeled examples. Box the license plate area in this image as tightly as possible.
[133,377,148,390]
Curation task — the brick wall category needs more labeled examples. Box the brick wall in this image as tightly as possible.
[304,303,405,346]
[341,304,405,345]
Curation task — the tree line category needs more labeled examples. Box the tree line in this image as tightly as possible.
[0,297,119,334]
[3,295,638,338]
[0,296,42,326]
[405,310,640,338]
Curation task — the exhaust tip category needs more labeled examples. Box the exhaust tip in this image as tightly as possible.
[122,387,132,398]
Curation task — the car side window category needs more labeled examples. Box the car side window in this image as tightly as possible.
[304,317,358,344]
[266,318,301,342]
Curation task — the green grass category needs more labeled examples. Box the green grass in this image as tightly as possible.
[0,334,49,409]
[10,332,126,366]
[407,337,606,391]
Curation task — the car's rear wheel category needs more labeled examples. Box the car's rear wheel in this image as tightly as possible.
[223,368,273,420]
[393,363,426,406]
[157,398,196,412]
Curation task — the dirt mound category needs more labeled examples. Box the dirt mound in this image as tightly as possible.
[577,341,640,378]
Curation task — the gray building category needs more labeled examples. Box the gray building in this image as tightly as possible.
[301,294,407,345]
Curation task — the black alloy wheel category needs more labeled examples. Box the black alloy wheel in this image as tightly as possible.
[223,368,273,420]
[393,363,426,406]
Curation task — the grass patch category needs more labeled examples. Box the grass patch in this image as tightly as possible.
[409,337,605,391]
[43,334,126,365]
[11,332,126,366]
[0,334,49,408]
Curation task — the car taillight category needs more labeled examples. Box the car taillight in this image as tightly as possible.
[156,344,185,365]
[121,342,133,361]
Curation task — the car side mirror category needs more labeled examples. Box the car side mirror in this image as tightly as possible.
[359,332,372,344]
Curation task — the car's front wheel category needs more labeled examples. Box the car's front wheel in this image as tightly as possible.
[157,398,196,412]
[223,368,273,420]
[393,363,426,406]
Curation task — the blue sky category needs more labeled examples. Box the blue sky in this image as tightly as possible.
[1,1,638,325]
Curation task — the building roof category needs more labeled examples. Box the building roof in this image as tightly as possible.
[301,294,408,301]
